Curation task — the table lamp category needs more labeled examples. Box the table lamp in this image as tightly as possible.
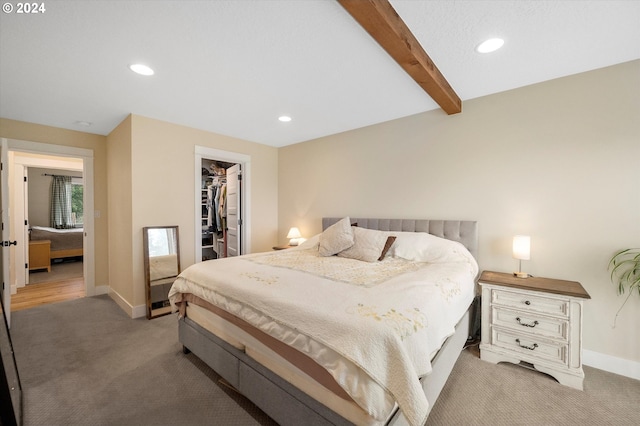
[287,227,302,246]
[513,235,530,278]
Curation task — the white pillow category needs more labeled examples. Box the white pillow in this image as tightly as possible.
[338,227,390,262]
[388,231,467,263]
[296,233,320,250]
[318,217,354,256]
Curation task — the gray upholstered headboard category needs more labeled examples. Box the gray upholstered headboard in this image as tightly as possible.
[322,218,479,260]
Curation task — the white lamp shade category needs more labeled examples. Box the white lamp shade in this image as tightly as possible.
[286,227,302,239]
[512,235,531,260]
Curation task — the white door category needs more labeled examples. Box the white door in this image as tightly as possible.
[225,164,242,257]
[1,138,13,327]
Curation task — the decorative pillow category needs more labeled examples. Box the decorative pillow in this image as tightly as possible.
[378,236,397,261]
[387,231,466,262]
[338,227,391,262]
[319,217,355,256]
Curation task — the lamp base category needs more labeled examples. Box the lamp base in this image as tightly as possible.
[288,239,299,246]
[513,271,529,278]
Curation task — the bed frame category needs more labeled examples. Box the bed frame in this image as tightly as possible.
[30,227,84,260]
[179,218,478,425]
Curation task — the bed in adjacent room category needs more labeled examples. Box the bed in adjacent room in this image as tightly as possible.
[29,226,84,260]
[169,217,479,426]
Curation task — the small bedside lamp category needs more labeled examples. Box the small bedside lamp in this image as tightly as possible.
[286,227,303,246]
[513,235,530,278]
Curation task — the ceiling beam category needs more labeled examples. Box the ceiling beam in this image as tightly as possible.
[338,0,462,115]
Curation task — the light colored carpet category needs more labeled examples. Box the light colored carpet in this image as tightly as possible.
[427,348,639,425]
[9,295,640,425]
[11,295,277,426]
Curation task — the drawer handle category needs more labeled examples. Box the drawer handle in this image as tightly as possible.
[515,338,538,351]
[524,300,531,305]
[515,317,539,328]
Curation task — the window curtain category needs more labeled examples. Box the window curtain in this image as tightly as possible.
[50,175,73,229]
[165,228,177,254]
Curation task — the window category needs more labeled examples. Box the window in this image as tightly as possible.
[71,180,83,227]
[147,228,177,257]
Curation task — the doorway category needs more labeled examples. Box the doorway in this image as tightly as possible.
[195,146,251,262]
[3,138,95,313]
[13,162,85,311]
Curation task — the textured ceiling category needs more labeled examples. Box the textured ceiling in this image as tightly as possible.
[1,1,639,147]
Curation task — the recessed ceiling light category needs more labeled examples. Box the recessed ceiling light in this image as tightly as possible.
[129,63,154,76]
[278,116,292,122]
[74,120,92,127]
[476,38,504,53]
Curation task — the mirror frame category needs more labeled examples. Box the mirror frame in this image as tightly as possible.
[143,226,180,319]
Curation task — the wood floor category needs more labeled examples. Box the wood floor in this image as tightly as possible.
[11,278,85,312]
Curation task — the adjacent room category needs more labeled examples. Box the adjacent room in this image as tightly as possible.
[0,1,638,425]
[9,155,86,312]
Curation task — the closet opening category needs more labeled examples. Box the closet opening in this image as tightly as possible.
[195,146,251,263]
[201,159,238,261]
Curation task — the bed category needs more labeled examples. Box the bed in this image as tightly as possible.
[29,226,84,259]
[169,218,478,426]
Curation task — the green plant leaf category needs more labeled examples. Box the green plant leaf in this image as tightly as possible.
[608,248,640,296]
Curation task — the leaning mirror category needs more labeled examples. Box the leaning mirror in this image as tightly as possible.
[143,226,180,319]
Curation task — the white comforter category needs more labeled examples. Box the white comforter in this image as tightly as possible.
[169,237,477,426]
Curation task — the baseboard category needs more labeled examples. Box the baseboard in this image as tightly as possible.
[107,288,146,319]
[132,304,147,319]
[94,285,109,296]
[584,350,640,381]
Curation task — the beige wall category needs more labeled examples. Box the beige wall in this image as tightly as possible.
[278,60,640,363]
[126,115,279,308]
[0,118,109,289]
[106,116,133,305]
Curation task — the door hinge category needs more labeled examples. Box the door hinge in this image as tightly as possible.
[238,219,243,226]
[25,263,28,269]
[24,176,27,182]
[25,220,28,226]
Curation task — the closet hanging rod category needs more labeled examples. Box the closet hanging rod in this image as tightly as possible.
[42,173,82,179]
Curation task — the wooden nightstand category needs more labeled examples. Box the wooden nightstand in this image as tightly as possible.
[479,270,590,390]
[29,240,51,272]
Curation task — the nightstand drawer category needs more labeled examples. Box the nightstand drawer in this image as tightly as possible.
[492,288,569,317]
[492,329,568,366]
[492,307,568,340]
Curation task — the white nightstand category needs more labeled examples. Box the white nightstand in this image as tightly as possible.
[479,270,591,390]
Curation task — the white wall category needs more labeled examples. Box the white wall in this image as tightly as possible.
[278,60,640,367]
